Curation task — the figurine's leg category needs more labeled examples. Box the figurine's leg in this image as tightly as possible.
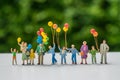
[81,58,83,64]
[38,55,40,65]
[64,56,66,64]
[12,57,14,65]
[74,55,77,64]
[104,53,107,64]
[92,56,94,64]
[85,59,87,64]
[101,53,103,64]
[41,54,43,65]
[61,56,63,64]
[72,55,74,64]
[52,54,54,64]
[15,58,17,65]
[95,56,97,64]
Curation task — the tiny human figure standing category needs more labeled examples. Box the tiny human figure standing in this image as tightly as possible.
[10,48,18,65]
[80,41,89,64]
[48,43,57,65]
[100,40,109,64]
[30,49,35,65]
[58,45,67,64]
[67,44,79,64]
[89,46,97,64]
[36,43,46,65]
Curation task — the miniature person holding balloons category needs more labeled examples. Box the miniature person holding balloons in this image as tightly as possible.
[58,45,67,64]
[67,44,79,64]
[80,41,89,64]
[36,43,46,65]
[48,43,57,65]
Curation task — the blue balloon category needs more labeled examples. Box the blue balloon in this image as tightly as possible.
[27,44,32,50]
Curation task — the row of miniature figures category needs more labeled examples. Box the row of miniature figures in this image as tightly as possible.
[11,40,109,65]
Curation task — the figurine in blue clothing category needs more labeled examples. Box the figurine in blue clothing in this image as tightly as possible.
[67,44,79,64]
[48,43,57,64]
[58,45,67,64]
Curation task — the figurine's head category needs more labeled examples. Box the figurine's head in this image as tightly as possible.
[39,44,43,46]
[103,40,106,44]
[62,46,66,50]
[48,46,52,49]
[21,41,24,45]
[71,44,75,48]
[83,41,87,45]
[91,46,95,50]
[30,49,34,53]
[24,42,27,47]
[14,49,16,52]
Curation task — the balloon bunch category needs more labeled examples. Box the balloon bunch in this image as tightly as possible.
[63,23,69,47]
[90,28,99,50]
[48,21,58,43]
[36,28,49,45]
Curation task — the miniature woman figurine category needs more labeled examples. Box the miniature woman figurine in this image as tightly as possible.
[80,41,89,64]
[30,49,35,65]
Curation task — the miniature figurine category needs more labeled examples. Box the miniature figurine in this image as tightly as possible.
[36,43,46,65]
[30,49,35,65]
[22,42,28,65]
[89,46,97,64]
[18,41,24,51]
[58,45,67,64]
[100,40,109,64]
[80,41,89,64]
[10,48,18,65]
[67,44,79,64]
[48,43,57,64]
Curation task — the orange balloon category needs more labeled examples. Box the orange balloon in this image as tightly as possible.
[53,24,58,29]
[93,31,98,37]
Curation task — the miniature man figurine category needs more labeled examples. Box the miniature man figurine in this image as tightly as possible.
[67,44,79,64]
[80,41,89,64]
[10,48,18,65]
[36,43,46,65]
[100,40,109,64]
[48,43,57,64]
[58,45,67,64]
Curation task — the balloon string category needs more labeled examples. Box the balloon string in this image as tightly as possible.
[65,32,67,48]
[51,27,54,43]
[94,37,99,51]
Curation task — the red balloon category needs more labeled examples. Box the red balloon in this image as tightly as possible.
[90,29,96,34]
[39,28,44,32]
[37,31,41,36]
[64,23,69,28]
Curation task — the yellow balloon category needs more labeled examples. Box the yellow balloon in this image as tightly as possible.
[48,21,53,27]
[43,38,47,42]
[41,32,45,36]
[17,37,21,43]
[56,27,61,32]
[63,27,68,32]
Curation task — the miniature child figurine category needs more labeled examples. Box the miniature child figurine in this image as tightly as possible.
[10,48,18,65]
[30,49,35,65]
[36,43,46,65]
[58,45,67,64]
[89,46,97,64]
[100,40,109,64]
[67,44,79,64]
[48,43,57,65]
[80,41,89,64]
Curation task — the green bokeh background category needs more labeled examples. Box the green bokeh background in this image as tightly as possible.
[0,0,119,52]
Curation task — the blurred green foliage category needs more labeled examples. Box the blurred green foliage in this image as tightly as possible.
[0,0,119,52]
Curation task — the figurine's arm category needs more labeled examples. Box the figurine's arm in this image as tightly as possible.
[106,44,109,52]
[53,43,55,49]
[10,48,13,52]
